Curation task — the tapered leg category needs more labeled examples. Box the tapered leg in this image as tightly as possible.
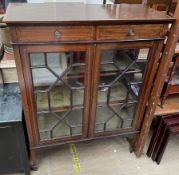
[30,149,38,171]
[127,137,136,153]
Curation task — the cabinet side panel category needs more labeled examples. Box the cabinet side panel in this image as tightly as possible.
[12,44,37,147]
[134,41,164,130]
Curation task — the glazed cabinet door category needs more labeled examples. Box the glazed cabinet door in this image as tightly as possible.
[20,45,92,143]
[89,42,162,137]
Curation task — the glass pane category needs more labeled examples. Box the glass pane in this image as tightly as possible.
[67,109,83,135]
[98,81,135,104]
[95,107,113,132]
[38,113,59,131]
[32,68,57,87]
[29,51,86,141]
[99,64,118,85]
[63,66,85,88]
[40,131,50,141]
[69,52,86,64]
[98,87,108,103]
[36,92,49,112]
[47,53,68,76]
[106,116,122,131]
[95,104,136,132]
[38,113,59,140]
[53,122,71,138]
[50,83,71,110]
[73,89,84,106]
[112,104,135,119]
[95,48,149,133]
[124,73,143,96]
[113,51,139,71]
[110,81,135,103]
[52,109,83,138]
[30,53,45,67]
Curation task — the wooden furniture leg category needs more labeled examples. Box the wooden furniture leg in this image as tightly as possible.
[133,2,179,157]
[30,149,38,171]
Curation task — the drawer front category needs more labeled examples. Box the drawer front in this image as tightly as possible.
[15,26,94,42]
[96,24,167,40]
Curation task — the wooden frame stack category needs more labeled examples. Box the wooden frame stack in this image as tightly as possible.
[147,115,179,164]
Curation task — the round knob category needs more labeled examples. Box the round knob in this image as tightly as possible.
[54,31,61,39]
[128,29,135,36]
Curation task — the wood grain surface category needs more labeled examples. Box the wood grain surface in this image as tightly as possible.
[3,3,174,24]
[155,94,179,116]
[96,24,167,40]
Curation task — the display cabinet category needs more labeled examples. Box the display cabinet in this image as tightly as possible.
[4,3,174,168]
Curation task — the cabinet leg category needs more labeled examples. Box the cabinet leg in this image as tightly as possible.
[30,149,38,171]
[127,137,136,153]
[129,144,134,153]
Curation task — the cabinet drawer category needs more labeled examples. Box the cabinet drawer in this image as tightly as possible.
[96,24,168,40]
[15,26,94,42]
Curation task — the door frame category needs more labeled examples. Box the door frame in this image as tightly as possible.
[89,40,164,137]
[19,44,93,145]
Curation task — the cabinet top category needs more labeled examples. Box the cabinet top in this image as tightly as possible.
[3,3,174,25]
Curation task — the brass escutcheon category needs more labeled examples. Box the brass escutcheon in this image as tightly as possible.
[54,31,61,38]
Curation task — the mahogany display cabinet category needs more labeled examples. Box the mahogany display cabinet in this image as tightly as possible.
[4,3,174,168]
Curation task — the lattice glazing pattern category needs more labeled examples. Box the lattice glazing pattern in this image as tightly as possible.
[30,52,86,140]
[95,48,149,132]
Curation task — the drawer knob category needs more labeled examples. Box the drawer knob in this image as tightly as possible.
[128,29,135,36]
[54,31,61,39]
